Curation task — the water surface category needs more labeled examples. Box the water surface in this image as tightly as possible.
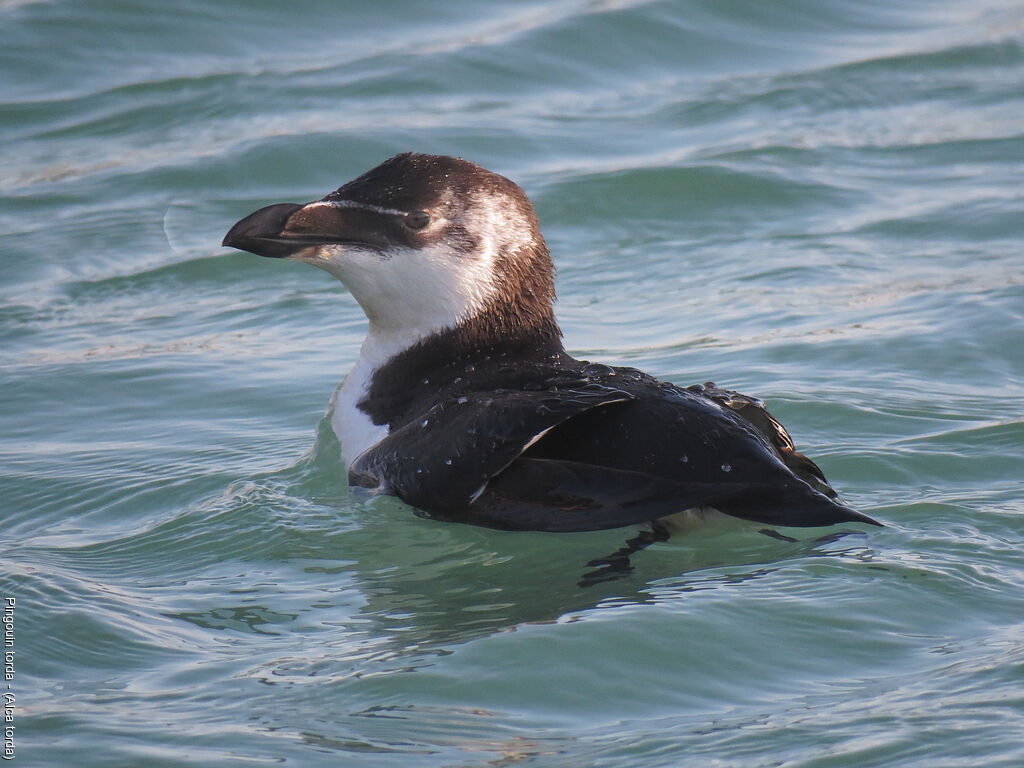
[2,1,1023,766]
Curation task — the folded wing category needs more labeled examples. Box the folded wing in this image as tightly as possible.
[348,382,634,515]
[350,380,880,531]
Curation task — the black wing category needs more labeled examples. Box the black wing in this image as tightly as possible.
[511,381,882,531]
[689,381,839,498]
[350,376,879,532]
[348,382,634,516]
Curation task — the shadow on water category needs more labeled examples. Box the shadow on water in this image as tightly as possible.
[340,512,867,648]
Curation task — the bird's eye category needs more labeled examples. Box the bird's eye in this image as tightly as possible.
[404,210,430,230]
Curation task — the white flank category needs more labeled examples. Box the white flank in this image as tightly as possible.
[656,507,733,533]
[331,327,403,466]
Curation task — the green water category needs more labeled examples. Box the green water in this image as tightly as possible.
[3,1,1023,765]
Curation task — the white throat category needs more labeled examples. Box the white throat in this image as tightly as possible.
[303,192,526,466]
[313,240,499,465]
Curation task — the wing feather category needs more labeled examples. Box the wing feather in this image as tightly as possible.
[348,383,633,514]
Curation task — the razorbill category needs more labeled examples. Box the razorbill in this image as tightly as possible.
[223,152,880,533]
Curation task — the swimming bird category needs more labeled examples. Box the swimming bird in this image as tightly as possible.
[223,153,880,533]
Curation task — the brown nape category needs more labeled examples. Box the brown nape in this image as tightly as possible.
[453,232,562,352]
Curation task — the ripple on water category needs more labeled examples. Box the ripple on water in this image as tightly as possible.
[4,0,1024,765]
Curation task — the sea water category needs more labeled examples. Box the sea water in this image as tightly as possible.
[2,1,1023,765]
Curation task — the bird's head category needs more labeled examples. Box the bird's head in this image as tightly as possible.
[224,153,559,348]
